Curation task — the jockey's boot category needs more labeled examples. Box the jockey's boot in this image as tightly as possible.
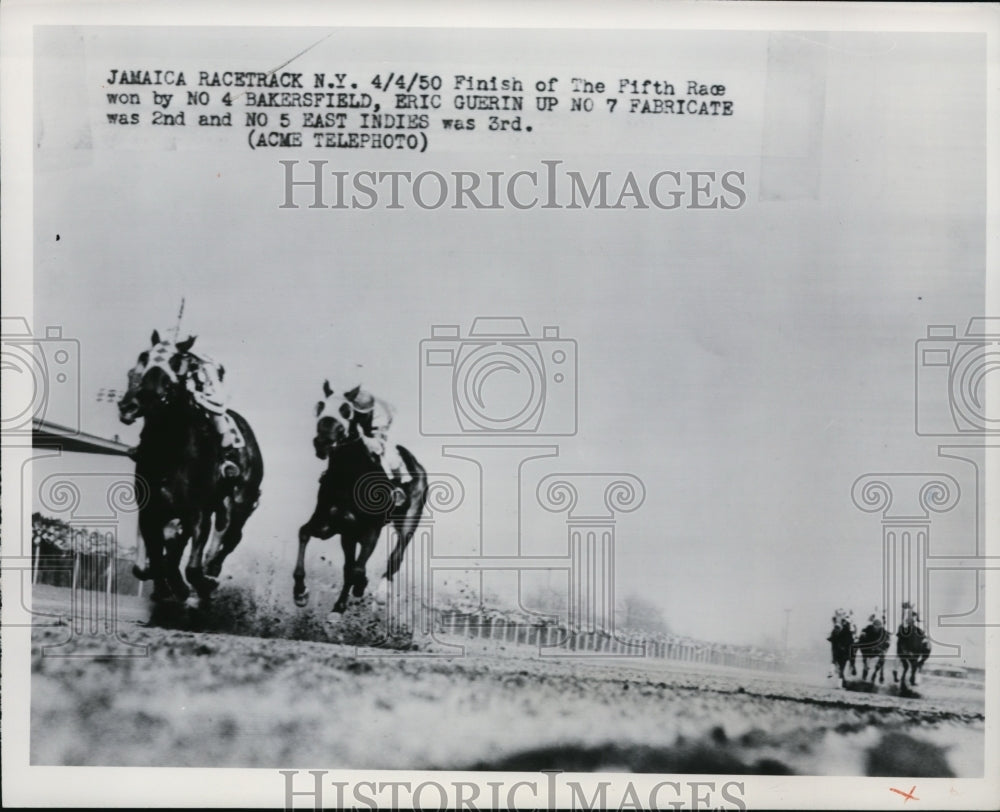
[126,445,139,461]
[219,445,241,481]
[378,451,409,505]
[216,414,243,481]
[383,445,412,485]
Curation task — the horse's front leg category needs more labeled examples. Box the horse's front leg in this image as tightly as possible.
[351,526,382,598]
[185,512,216,607]
[162,520,191,602]
[293,523,313,607]
[137,511,171,601]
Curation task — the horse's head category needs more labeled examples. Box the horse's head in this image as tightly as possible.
[118,330,197,424]
[313,379,355,459]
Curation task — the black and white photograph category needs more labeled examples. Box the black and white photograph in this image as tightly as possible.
[2,2,998,808]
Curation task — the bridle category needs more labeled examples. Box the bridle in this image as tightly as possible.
[126,342,194,411]
[316,396,368,450]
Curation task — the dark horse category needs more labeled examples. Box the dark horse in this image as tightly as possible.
[118,331,263,607]
[854,619,890,683]
[293,381,427,618]
[893,621,931,687]
[827,618,857,681]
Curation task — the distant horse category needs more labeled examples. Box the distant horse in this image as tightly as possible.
[118,331,263,607]
[827,619,857,681]
[293,381,427,618]
[854,620,890,683]
[893,623,931,687]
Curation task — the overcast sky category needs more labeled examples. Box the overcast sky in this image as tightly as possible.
[31,27,987,661]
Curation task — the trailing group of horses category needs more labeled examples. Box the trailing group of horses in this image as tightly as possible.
[827,612,931,689]
[116,332,426,618]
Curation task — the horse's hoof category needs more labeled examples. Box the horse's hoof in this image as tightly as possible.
[185,594,202,611]
[326,611,343,626]
[150,584,172,602]
[293,588,310,608]
[132,565,152,581]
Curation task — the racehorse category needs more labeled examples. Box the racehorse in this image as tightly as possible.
[827,618,857,681]
[854,618,890,683]
[118,331,263,607]
[293,381,427,618]
[893,622,931,687]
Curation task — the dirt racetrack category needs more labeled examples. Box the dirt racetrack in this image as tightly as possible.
[30,585,984,776]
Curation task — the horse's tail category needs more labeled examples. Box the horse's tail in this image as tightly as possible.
[396,445,427,508]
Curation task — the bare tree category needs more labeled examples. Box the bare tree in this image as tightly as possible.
[616,593,669,634]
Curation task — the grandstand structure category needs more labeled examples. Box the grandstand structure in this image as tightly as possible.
[31,417,144,596]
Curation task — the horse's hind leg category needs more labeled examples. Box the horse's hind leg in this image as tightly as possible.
[205,500,251,580]
[162,528,191,602]
[332,536,356,614]
[185,512,217,606]
[293,524,314,607]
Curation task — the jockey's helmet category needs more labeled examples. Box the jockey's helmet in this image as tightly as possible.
[343,385,375,413]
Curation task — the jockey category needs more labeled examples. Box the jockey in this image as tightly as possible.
[857,614,890,653]
[183,349,244,479]
[339,376,412,486]
[899,601,925,637]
